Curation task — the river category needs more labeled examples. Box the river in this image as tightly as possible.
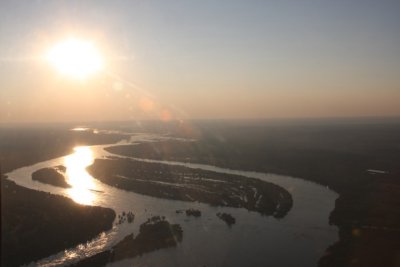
[6,133,338,267]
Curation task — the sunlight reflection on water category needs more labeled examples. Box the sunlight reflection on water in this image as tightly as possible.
[64,146,96,205]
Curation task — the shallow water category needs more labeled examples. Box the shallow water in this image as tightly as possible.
[6,133,338,267]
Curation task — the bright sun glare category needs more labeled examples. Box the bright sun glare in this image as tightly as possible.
[47,38,104,79]
[64,146,96,205]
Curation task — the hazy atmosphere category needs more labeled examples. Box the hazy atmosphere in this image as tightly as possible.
[1,0,399,122]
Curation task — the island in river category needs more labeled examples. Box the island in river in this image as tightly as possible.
[87,157,293,218]
[74,216,183,267]
[32,166,70,188]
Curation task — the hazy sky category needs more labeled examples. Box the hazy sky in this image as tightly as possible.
[1,0,399,122]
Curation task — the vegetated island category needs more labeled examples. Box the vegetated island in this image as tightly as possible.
[217,212,236,227]
[32,166,70,188]
[176,208,202,217]
[185,208,202,217]
[74,216,183,266]
[116,211,135,225]
[87,157,293,218]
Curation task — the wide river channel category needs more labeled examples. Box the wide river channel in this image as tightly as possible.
[7,133,338,267]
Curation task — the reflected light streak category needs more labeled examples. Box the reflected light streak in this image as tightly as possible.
[70,127,91,132]
[64,146,97,205]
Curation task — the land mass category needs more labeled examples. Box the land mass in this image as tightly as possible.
[74,216,183,266]
[87,157,293,217]
[32,166,70,188]
[217,212,236,227]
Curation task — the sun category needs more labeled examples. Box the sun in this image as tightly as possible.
[46,38,104,79]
